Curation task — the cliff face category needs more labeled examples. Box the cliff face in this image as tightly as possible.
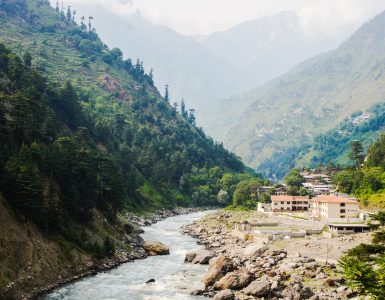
[0,196,93,299]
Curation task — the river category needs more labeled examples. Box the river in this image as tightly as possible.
[43,211,211,300]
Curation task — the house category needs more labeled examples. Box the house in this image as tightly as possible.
[311,195,359,221]
[302,182,333,195]
[271,195,310,212]
[274,186,288,196]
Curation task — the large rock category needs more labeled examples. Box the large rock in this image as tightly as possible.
[125,234,145,246]
[204,256,234,287]
[243,242,268,258]
[143,241,170,256]
[214,268,253,290]
[244,280,271,297]
[214,289,235,300]
[124,222,144,235]
[185,249,214,264]
[185,251,197,263]
[193,250,215,264]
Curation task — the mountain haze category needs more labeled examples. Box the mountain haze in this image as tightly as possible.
[67,4,343,132]
[224,10,385,178]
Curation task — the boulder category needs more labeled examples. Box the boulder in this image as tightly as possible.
[214,268,253,290]
[244,280,271,297]
[143,241,170,256]
[124,222,144,235]
[214,289,235,300]
[192,249,215,264]
[125,234,145,246]
[300,287,315,299]
[185,251,197,263]
[204,256,234,287]
[243,242,268,258]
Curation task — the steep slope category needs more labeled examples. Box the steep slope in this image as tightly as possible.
[63,2,244,110]
[225,11,385,178]
[296,103,385,168]
[0,1,249,298]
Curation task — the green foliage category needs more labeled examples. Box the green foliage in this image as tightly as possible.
[103,236,115,257]
[349,140,365,169]
[284,169,305,187]
[298,104,385,170]
[259,192,271,203]
[340,211,385,299]
[232,178,262,208]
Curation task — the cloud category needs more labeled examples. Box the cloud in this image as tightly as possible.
[51,0,385,38]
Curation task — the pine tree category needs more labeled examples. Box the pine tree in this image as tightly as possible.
[164,85,169,102]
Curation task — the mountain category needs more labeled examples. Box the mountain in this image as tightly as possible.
[63,3,343,134]
[64,3,245,111]
[224,10,385,179]
[296,102,385,168]
[0,1,249,298]
[202,11,339,88]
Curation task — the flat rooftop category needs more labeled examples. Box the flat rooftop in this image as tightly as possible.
[328,223,370,228]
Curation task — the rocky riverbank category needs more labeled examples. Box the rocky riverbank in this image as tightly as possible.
[183,211,358,300]
[30,207,211,300]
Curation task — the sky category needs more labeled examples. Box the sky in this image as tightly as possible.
[51,0,385,38]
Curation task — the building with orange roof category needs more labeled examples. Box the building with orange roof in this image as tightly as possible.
[311,194,359,221]
[271,195,310,212]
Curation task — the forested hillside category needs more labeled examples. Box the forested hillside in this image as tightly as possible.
[225,10,385,179]
[334,135,385,209]
[0,1,250,298]
[296,103,385,168]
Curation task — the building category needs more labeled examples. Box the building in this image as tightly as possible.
[271,195,310,212]
[328,223,371,234]
[312,195,359,221]
[302,182,333,195]
[274,186,288,196]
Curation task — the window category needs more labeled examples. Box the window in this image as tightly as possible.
[340,203,346,207]
[287,202,290,204]
[340,209,346,213]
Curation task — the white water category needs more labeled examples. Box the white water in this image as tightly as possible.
[43,211,211,300]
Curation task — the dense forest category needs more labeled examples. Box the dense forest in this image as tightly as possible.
[0,1,256,296]
[333,136,385,209]
[0,0,251,233]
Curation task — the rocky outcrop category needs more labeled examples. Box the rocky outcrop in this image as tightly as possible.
[213,268,253,290]
[204,256,234,287]
[143,241,170,256]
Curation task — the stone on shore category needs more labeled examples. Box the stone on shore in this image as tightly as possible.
[214,268,253,290]
[242,242,268,258]
[185,249,214,264]
[143,241,170,256]
[124,234,145,246]
[204,256,234,287]
[214,289,235,300]
[243,279,271,297]
[191,249,215,264]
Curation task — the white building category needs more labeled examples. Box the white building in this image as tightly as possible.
[312,195,359,221]
[271,195,310,212]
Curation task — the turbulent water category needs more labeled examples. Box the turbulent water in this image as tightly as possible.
[43,211,211,300]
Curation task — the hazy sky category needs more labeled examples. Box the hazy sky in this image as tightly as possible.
[52,0,385,37]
